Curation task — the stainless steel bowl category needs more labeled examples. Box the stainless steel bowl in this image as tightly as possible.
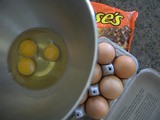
[0,0,97,120]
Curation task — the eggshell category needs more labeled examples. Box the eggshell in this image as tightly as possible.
[86,96,109,119]
[98,42,116,65]
[91,64,102,84]
[113,55,137,78]
[100,76,124,99]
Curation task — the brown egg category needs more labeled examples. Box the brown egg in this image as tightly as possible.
[91,64,102,84]
[86,96,109,119]
[98,42,116,65]
[100,76,123,99]
[113,55,137,78]
[79,92,88,105]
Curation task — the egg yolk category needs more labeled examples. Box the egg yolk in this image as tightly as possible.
[19,40,37,57]
[43,44,59,62]
[17,58,36,76]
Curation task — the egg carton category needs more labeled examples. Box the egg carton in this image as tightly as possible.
[98,37,139,87]
[70,37,139,120]
[71,37,160,120]
[99,38,160,120]
[97,37,139,119]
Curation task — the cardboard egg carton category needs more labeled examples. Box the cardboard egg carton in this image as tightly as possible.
[98,37,138,119]
[100,38,160,120]
[71,37,160,120]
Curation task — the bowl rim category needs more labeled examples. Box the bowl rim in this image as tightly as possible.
[63,0,98,119]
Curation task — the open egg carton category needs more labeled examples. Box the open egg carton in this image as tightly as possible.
[98,37,138,106]
[71,37,160,120]
[70,37,139,120]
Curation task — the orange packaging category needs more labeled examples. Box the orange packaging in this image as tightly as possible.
[91,2,139,51]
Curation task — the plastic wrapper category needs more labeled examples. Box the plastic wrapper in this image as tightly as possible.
[91,2,138,51]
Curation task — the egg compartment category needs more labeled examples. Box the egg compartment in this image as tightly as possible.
[98,37,139,88]
[98,37,138,119]
[71,37,139,120]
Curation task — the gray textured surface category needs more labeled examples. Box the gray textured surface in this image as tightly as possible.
[91,0,160,72]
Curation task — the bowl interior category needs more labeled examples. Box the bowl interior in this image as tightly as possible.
[0,0,97,120]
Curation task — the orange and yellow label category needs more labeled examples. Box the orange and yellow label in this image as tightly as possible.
[96,12,124,26]
[91,2,139,51]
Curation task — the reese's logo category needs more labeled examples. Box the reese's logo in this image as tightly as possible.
[96,12,124,26]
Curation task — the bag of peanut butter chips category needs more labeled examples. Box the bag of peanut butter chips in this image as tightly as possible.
[91,2,139,51]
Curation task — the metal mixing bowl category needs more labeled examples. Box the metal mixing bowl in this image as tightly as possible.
[0,0,97,120]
